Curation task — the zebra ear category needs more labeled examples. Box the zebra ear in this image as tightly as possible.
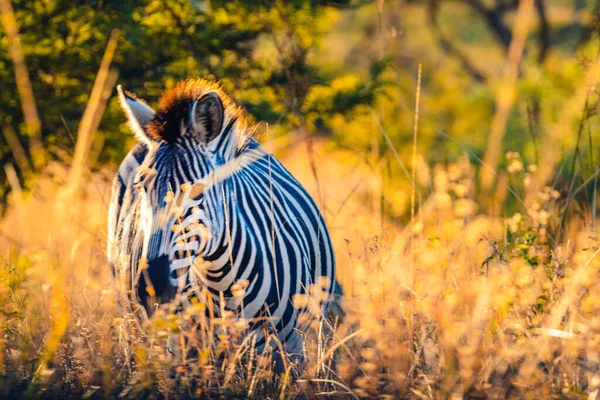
[117,85,156,147]
[190,92,224,144]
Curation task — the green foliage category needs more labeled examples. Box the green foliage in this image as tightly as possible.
[1,0,600,219]
[0,0,384,205]
[516,228,540,268]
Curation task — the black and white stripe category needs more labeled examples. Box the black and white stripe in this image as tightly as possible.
[108,82,341,357]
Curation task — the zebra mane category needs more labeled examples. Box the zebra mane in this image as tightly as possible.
[146,78,251,147]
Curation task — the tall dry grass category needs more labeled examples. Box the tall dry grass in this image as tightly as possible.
[2,136,600,398]
[1,4,600,394]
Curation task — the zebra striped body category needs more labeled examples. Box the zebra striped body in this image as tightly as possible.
[108,79,339,356]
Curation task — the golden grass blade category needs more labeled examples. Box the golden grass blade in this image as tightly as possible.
[531,328,576,340]
[67,30,120,196]
[0,0,45,168]
[311,329,364,376]
[3,162,24,224]
[297,379,359,399]
[2,124,31,174]
[409,63,422,364]
[4,163,22,204]
[480,0,535,193]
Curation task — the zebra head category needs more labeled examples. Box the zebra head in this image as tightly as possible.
[117,80,246,310]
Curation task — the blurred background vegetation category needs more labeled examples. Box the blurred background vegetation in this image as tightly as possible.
[3,2,600,397]
[1,0,599,217]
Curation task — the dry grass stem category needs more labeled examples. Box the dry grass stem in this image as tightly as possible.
[0,0,44,168]
[67,30,119,196]
[480,0,535,192]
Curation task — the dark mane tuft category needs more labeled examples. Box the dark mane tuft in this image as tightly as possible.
[146,78,242,144]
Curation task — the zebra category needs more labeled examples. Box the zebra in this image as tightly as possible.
[107,78,342,362]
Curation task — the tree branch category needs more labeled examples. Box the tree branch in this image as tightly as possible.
[427,0,487,83]
[463,0,513,49]
[534,0,550,63]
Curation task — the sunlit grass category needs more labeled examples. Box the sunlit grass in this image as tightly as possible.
[2,0,600,397]
[2,142,600,398]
